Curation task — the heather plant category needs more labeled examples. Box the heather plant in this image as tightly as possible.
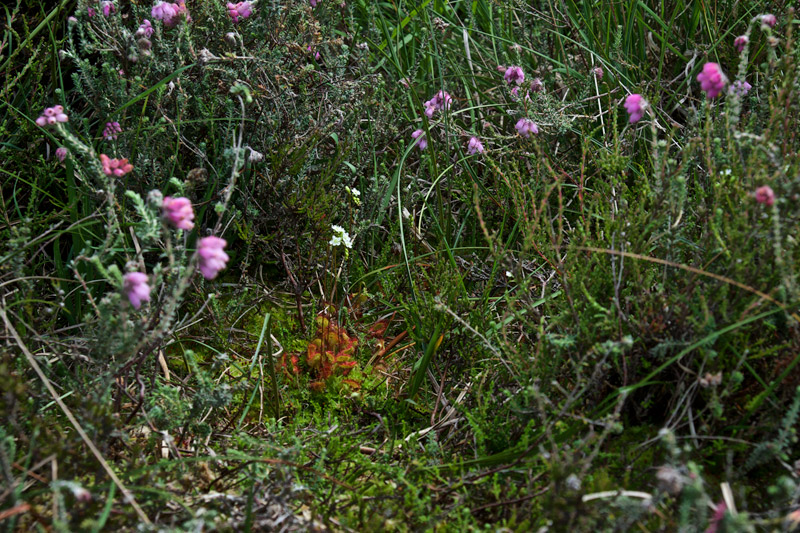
[63,0,388,307]
[3,0,800,530]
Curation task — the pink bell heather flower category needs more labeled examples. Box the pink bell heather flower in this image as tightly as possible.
[423,100,437,118]
[152,1,189,26]
[592,67,604,80]
[411,129,427,150]
[310,0,318,6]
[761,14,777,28]
[697,62,728,98]
[123,272,151,310]
[734,35,748,53]
[433,90,452,110]
[87,7,96,16]
[504,65,525,85]
[197,236,229,280]
[99,154,133,176]
[423,90,452,118]
[151,2,177,23]
[103,121,122,141]
[56,147,68,162]
[515,118,539,138]
[530,78,544,92]
[162,196,195,230]
[100,1,115,17]
[729,80,752,97]
[227,2,253,23]
[306,45,321,61]
[496,65,508,74]
[755,185,775,206]
[624,94,647,123]
[467,136,484,155]
[136,19,154,38]
[36,105,69,127]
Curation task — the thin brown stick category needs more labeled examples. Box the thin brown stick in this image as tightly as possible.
[367,329,409,367]
[0,503,30,521]
[470,486,550,513]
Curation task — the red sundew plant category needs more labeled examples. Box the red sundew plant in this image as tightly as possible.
[281,313,361,391]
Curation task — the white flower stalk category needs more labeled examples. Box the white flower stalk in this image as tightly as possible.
[345,186,361,206]
[329,225,353,249]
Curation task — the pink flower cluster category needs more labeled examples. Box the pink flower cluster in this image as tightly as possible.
[621,61,740,118]
[56,147,68,162]
[310,0,319,6]
[136,19,154,38]
[123,272,151,309]
[35,105,69,127]
[411,129,427,150]
[504,66,525,85]
[409,69,549,151]
[467,136,484,155]
[307,45,321,61]
[515,118,538,138]
[121,237,230,307]
[761,14,777,28]
[197,236,230,280]
[424,90,452,118]
[734,35,748,52]
[100,1,115,17]
[755,185,775,206]
[103,121,122,141]
[697,62,727,98]
[624,94,647,123]
[730,80,752,97]
[151,1,190,26]
[99,154,133,176]
[159,195,229,279]
[227,1,253,23]
[162,196,195,230]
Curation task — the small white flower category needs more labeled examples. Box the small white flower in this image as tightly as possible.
[345,186,361,205]
[505,270,513,278]
[329,225,353,249]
